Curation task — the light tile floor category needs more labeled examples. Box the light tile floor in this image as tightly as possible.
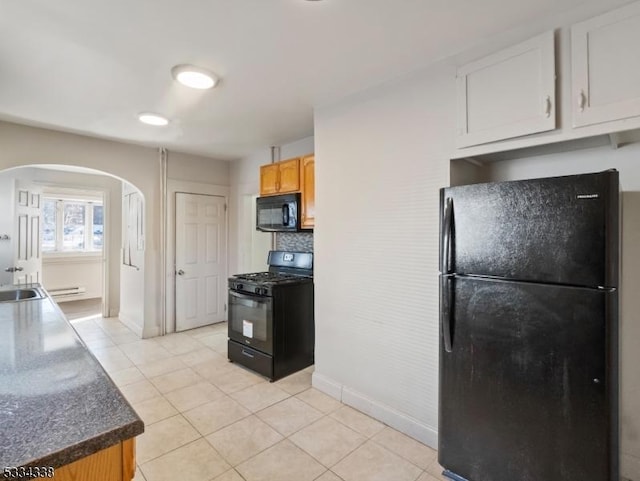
[61,302,446,481]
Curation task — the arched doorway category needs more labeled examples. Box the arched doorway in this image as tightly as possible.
[0,164,145,331]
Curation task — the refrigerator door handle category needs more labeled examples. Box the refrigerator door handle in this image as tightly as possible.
[442,197,453,274]
[441,274,453,352]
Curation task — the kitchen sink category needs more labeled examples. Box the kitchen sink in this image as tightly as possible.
[0,288,45,303]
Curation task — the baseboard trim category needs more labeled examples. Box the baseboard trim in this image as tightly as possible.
[312,372,438,449]
[142,324,161,339]
[311,372,343,399]
[118,311,143,337]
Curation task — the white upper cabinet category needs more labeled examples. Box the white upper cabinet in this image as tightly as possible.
[572,1,640,128]
[456,31,556,148]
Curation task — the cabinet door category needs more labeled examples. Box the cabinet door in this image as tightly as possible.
[300,154,315,229]
[54,439,135,481]
[572,1,640,127]
[456,31,556,148]
[260,164,280,196]
[277,158,300,193]
[122,438,136,481]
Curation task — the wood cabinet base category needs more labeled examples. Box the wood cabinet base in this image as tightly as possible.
[54,438,136,481]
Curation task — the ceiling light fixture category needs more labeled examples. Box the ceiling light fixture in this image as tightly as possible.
[171,64,218,90]
[138,112,169,126]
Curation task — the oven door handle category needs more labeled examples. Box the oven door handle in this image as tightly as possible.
[229,290,270,302]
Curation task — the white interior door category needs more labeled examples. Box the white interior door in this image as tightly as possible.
[13,183,42,285]
[175,193,227,332]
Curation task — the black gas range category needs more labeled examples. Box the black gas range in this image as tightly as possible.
[227,251,314,381]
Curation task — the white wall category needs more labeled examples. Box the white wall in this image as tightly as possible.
[0,176,15,285]
[0,121,162,336]
[312,3,640,479]
[228,136,314,276]
[0,121,229,338]
[313,66,453,446]
[44,257,102,301]
[168,151,230,185]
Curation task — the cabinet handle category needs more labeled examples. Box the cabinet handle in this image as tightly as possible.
[544,95,552,118]
[578,90,586,112]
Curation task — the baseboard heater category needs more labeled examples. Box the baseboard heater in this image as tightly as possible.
[49,286,87,298]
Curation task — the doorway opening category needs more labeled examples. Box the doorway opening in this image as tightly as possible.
[0,164,145,332]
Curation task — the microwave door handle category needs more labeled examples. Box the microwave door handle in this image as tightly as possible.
[282,204,289,225]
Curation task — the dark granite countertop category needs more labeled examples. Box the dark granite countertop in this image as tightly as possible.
[0,285,144,478]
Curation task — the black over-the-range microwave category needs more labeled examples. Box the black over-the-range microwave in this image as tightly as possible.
[256,193,306,232]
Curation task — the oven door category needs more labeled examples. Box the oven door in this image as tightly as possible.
[228,290,273,355]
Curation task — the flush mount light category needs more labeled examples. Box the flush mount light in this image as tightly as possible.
[171,64,218,90]
[138,112,169,126]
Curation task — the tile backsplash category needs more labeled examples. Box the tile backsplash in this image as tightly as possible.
[276,232,314,252]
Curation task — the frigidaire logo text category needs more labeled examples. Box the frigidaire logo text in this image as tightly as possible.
[577,194,600,199]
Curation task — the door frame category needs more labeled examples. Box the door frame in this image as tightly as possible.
[165,179,229,334]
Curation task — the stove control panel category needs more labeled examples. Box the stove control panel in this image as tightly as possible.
[230,281,271,297]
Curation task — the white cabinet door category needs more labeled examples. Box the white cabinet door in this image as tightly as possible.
[572,1,640,128]
[456,31,556,148]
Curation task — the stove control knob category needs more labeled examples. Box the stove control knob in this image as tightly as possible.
[254,287,260,294]
[236,283,244,290]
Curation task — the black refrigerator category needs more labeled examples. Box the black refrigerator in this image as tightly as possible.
[438,171,619,481]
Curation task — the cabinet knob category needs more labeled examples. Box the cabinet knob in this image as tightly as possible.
[577,90,586,112]
[544,95,552,118]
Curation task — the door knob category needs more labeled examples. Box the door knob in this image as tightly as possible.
[4,267,24,272]
[177,269,185,276]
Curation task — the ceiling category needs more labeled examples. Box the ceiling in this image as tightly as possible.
[0,0,616,160]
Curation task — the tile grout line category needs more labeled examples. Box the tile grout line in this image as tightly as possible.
[78,316,435,481]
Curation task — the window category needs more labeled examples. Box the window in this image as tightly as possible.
[42,198,103,253]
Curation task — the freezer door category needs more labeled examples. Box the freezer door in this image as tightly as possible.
[439,276,617,481]
[440,171,618,288]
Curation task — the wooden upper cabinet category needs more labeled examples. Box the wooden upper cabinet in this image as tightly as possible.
[572,1,640,127]
[260,163,280,195]
[456,30,556,148]
[300,154,315,229]
[259,158,300,196]
[258,154,315,229]
[278,158,300,193]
